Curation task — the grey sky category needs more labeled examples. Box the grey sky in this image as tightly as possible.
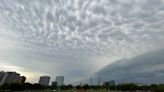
[0,0,164,83]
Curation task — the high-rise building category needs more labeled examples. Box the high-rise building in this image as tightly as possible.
[0,71,5,83]
[103,80,117,86]
[17,76,26,84]
[0,72,20,85]
[56,76,64,86]
[39,76,50,86]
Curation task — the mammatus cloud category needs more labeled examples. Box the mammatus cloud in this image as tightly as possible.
[0,0,164,83]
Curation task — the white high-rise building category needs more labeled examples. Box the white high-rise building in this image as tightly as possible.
[39,76,50,86]
[56,76,64,86]
[0,72,20,85]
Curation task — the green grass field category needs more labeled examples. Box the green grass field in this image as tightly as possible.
[14,90,131,92]
[14,89,154,92]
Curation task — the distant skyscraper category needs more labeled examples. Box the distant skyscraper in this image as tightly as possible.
[56,76,64,86]
[90,77,93,86]
[104,80,117,86]
[17,76,26,84]
[97,77,101,86]
[0,72,20,85]
[39,76,50,86]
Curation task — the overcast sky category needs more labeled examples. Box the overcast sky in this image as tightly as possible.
[0,0,164,83]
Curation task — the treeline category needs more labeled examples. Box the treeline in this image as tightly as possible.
[107,83,164,92]
[0,83,52,91]
[76,83,164,92]
[0,83,164,92]
[0,83,74,91]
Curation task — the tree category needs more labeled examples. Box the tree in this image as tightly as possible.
[154,84,164,92]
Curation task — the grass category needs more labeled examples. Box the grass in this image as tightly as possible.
[14,89,129,92]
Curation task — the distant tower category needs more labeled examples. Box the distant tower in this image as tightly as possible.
[80,80,83,87]
[0,72,20,85]
[97,76,101,86]
[56,76,64,86]
[90,77,92,86]
[39,76,50,86]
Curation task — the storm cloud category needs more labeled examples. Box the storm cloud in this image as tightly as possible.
[0,0,164,83]
[96,48,164,84]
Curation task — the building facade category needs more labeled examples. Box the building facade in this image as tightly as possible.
[103,80,117,86]
[39,76,50,86]
[56,76,64,86]
[0,72,20,85]
[0,71,5,83]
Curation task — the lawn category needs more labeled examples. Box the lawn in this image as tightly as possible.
[14,89,129,92]
[14,89,154,92]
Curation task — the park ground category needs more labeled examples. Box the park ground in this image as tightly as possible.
[14,89,153,92]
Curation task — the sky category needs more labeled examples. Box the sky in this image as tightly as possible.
[0,0,164,83]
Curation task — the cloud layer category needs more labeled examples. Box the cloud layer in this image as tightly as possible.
[96,48,164,84]
[0,0,164,83]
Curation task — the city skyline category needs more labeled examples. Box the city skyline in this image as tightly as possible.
[0,0,164,83]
